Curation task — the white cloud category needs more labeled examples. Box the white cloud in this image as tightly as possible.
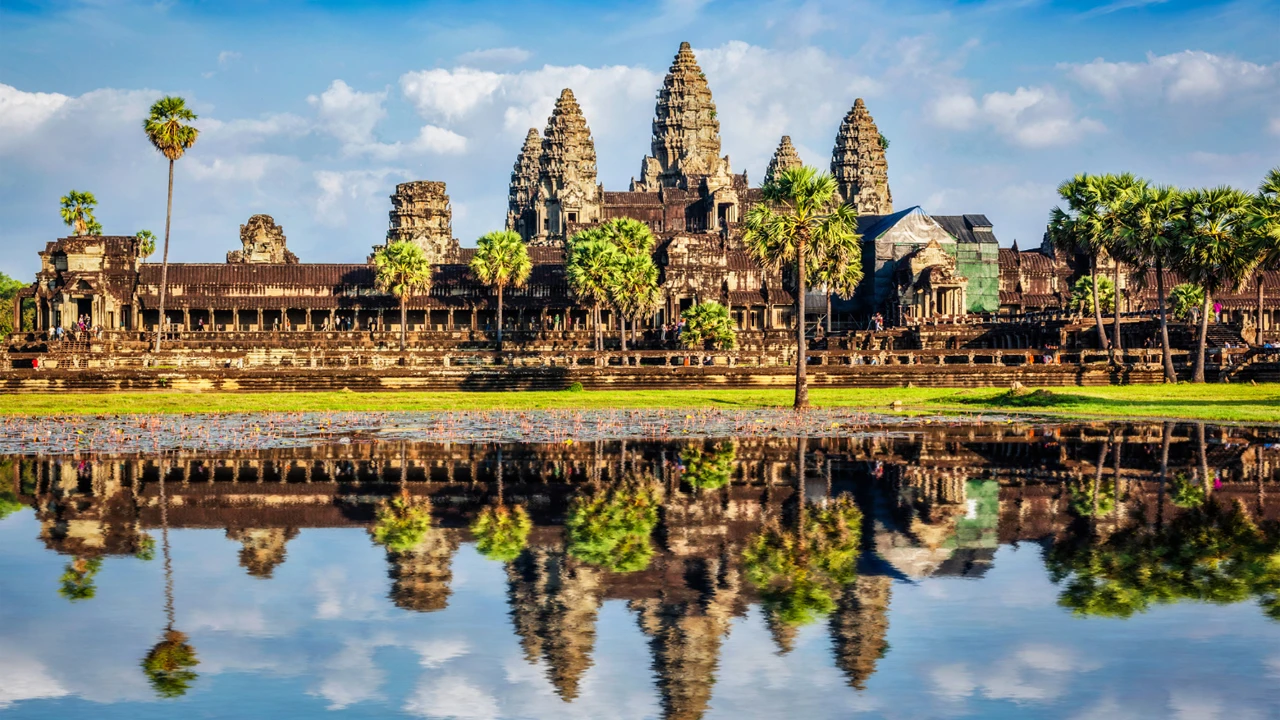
[1169,688,1224,720]
[217,50,242,68]
[311,642,385,710]
[1081,0,1170,16]
[0,652,69,709]
[412,639,470,668]
[307,79,388,147]
[203,113,311,143]
[404,675,500,720]
[931,86,1104,147]
[0,84,70,142]
[1063,51,1278,103]
[185,153,293,183]
[314,168,411,225]
[401,68,505,122]
[456,47,531,67]
[929,663,977,700]
[1270,117,1280,136]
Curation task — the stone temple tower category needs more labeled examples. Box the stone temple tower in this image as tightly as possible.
[830,99,893,215]
[632,42,731,191]
[764,135,803,186]
[370,180,460,263]
[530,88,601,246]
[507,128,542,241]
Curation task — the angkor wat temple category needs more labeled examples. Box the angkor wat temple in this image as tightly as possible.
[5,42,1278,386]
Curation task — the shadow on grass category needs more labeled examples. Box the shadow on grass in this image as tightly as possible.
[955,389,1094,409]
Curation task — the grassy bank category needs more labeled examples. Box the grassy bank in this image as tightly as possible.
[0,384,1276,423]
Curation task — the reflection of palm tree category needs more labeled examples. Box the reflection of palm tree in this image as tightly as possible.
[142,468,199,698]
[472,449,532,563]
[743,437,862,653]
[58,556,102,601]
[566,471,663,573]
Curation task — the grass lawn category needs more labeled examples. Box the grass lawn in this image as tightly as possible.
[0,384,1276,423]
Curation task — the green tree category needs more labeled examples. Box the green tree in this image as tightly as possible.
[680,441,736,491]
[608,253,660,352]
[142,630,199,699]
[469,230,532,350]
[1173,188,1257,382]
[143,96,199,353]
[743,166,861,409]
[373,240,433,352]
[1050,174,1117,356]
[0,272,28,337]
[1250,168,1280,341]
[680,301,737,350]
[59,190,99,236]
[136,229,157,262]
[566,230,621,352]
[1069,275,1115,317]
[471,505,532,562]
[600,217,656,257]
[566,473,662,573]
[1117,184,1182,381]
[372,495,433,553]
[58,556,102,601]
[1169,283,1205,322]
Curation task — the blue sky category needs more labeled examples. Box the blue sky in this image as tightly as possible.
[2,0,1278,278]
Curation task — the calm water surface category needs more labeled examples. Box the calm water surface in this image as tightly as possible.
[2,419,1279,719]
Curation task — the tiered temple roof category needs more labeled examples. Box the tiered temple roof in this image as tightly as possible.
[633,42,727,191]
[764,135,803,186]
[831,99,893,215]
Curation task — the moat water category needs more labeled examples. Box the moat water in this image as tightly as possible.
[2,416,1280,719]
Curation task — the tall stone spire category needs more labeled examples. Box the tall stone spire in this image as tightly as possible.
[633,42,729,191]
[830,99,892,215]
[370,181,461,263]
[764,135,803,186]
[533,89,600,245]
[507,128,542,240]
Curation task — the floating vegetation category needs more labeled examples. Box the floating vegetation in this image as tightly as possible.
[471,505,533,562]
[372,496,433,553]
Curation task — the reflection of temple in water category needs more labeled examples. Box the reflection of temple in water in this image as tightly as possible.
[6,422,1280,715]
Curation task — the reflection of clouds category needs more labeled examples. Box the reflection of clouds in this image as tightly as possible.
[312,566,385,620]
[0,651,69,708]
[1069,696,1140,720]
[309,641,385,710]
[413,638,469,668]
[1169,689,1225,720]
[929,663,976,701]
[1267,655,1280,679]
[928,645,1100,705]
[187,605,271,635]
[404,675,499,720]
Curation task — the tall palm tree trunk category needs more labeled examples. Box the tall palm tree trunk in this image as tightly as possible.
[620,313,627,352]
[154,159,175,353]
[1193,292,1210,382]
[1112,260,1123,364]
[399,296,408,353]
[1090,254,1108,354]
[496,285,504,351]
[1197,422,1210,495]
[794,235,809,410]
[1156,259,1175,382]
[1258,272,1266,346]
[1157,421,1170,530]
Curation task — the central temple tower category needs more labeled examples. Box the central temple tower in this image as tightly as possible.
[631,42,731,192]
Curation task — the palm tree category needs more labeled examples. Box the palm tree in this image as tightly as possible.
[469,230,532,351]
[1117,185,1181,382]
[607,253,660,352]
[1099,174,1147,360]
[566,230,621,352]
[373,240,433,352]
[680,301,737,350]
[600,217,656,257]
[1173,188,1257,382]
[59,190,98,236]
[743,166,860,409]
[1251,168,1280,343]
[143,97,199,353]
[1049,174,1111,355]
[136,230,157,262]
[142,467,199,698]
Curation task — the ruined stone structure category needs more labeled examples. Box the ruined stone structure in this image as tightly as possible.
[372,181,460,263]
[764,135,803,186]
[227,215,298,265]
[522,89,602,246]
[632,42,731,192]
[831,99,893,215]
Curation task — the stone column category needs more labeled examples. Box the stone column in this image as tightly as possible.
[257,309,263,331]
[182,308,190,331]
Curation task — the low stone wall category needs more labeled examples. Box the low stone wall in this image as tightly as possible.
[0,363,1171,393]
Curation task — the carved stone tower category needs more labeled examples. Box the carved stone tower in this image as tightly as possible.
[830,99,893,215]
[228,215,298,264]
[507,128,542,241]
[764,135,803,186]
[371,181,460,263]
[632,42,731,192]
[531,88,600,246]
